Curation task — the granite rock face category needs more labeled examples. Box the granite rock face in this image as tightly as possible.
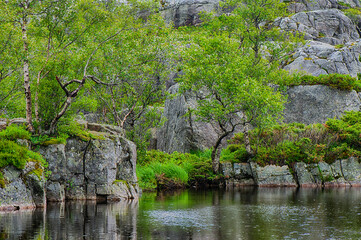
[221,157,361,188]
[251,163,298,187]
[287,0,361,13]
[284,41,361,77]
[279,9,359,45]
[221,162,255,186]
[40,132,139,201]
[283,85,361,125]
[0,162,46,211]
[294,162,318,187]
[160,0,220,27]
[157,84,220,153]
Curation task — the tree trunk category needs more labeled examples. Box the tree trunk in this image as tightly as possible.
[22,9,34,132]
[48,96,73,134]
[211,132,230,174]
[243,122,253,158]
[35,71,41,123]
[211,146,220,174]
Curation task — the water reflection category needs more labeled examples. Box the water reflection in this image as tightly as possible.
[0,188,361,239]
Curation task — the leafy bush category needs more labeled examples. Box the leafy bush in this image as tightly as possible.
[278,73,361,92]
[0,139,47,170]
[220,144,249,163]
[137,149,214,190]
[57,121,103,141]
[225,111,361,166]
[0,139,28,169]
[136,167,157,190]
[0,125,31,141]
[31,134,67,146]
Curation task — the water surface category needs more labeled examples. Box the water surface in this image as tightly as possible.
[1,188,360,239]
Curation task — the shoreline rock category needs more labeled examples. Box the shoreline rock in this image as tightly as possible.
[221,157,361,188]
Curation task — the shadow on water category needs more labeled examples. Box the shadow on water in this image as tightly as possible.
[0,188,361,239]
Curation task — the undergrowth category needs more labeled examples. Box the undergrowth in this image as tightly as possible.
[137,149,214,190]
[0,125,48,187]
[222,111,361,166]
[278,73,361,92]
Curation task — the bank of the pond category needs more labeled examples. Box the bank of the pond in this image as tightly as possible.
[0,120,139,211]
[138,111,361,190]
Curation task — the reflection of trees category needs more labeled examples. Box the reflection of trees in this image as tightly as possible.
[0,189,361,239]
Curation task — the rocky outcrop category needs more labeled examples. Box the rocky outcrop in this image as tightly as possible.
[251,163,298,187]
[283,85,361,124]
[0,121,139,211]
[160,0,219,27]
[279,9,359,45]
[157,84,220,153]
[0,162,46,211]
[40,127,139,201]
[221,157,361,188]
[287,0,361,13]
[284,41,361,77]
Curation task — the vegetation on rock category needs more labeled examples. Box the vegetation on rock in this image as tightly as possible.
[137,149,215,190]
[278,73,361,92]
[222,111,361,166]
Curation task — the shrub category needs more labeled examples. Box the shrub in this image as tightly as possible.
[57,121,103,141]
[136,167,157,190]
[225,111,361,166]
[278,73,361,92]
[220,144,249,163]
[137,149,214,190]
[0,125,31,141]
[0,139,28,169]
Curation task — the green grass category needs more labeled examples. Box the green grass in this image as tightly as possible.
[0,125,31,141]
[137,149,214,190]
[0,125,48,187]
[278,73,361,92]
[223,111,361,166]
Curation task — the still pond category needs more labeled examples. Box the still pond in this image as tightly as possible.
[0,188,361,239]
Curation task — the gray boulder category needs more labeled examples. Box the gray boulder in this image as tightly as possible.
[329,160,350,187]
[251,163,298,187]
[0,162,46,210]
[279,9,359,45]
[293,162,318,187]
[287,0,361,13]
[22,161,47,208]
[157,84,219,153]
[284,41,361,77]
[283,85,361,125]
[40,129,139,201]
[160,0,220,27]
[340,157,361,186]
[0,166,35,211]
[220,162,255,186]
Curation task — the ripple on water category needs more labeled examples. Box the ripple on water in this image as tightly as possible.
[146,206,216,229]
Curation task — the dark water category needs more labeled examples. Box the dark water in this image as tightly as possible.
[1,188,361,240]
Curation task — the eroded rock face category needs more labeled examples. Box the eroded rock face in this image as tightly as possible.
[284,41,361,77]
[279,9,359,45]
[221,157,361,188]
[157,84,220,153]
[251,163,298,187]
[40,134,139,201]
[0,162,46,211]
[284,85,361,125]
[287,0,361,13]
[294,162,318,187]
[161,0,219,27]
[221,162,255,186]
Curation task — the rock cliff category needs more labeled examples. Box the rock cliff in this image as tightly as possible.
[40,123,139,202]
[221,157,361,188]
[0,121,139,211]
[155,0,361,153]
